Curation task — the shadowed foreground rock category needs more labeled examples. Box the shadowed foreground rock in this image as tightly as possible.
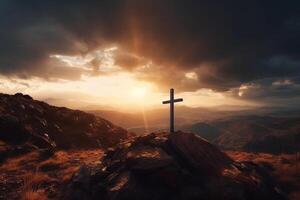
[65,132,286,200]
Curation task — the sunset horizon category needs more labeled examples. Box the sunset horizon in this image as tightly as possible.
[1,1,299,112]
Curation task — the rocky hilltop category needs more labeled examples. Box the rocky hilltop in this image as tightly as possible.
[0,93,129,160]
[66,131,286,200]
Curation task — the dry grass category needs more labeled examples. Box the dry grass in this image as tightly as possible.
[0,151,40,172]
[0,149,104,199]
[227,151,300,200]
[23,172,55,189]
[61,166,81,182]
[21,172,52,200]
[38,158,65,172]
[21,190,48,200]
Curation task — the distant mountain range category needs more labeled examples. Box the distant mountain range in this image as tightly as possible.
[89,106,254,133]
[90,106,300,130]
[91,108,300,154]
[181,115,300,154]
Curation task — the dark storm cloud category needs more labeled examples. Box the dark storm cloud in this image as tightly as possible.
[118,1,300,87]
[226,77,300,107]
[0,0,300,94]
[0,0,120,78]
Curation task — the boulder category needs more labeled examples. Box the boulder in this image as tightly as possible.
[126,146,174,171]
[168,132,232,176]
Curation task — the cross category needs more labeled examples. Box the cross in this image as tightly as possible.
[162,88,183,133]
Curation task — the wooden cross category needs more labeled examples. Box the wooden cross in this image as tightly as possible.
[162,88,183,133]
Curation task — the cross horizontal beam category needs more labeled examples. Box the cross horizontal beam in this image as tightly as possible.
[162,98,183,104]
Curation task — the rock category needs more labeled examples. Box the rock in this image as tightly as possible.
[126,146,174,171]
[0,114,29,143]
[65,166,93,200]
[65,132,286,200]
[168,132,232,176]
[30,133,56,150]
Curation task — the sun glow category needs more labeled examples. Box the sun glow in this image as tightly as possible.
[131,87,147,99]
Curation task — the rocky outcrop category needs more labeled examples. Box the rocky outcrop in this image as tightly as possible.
[0,93,129,159]
[65,132,286,200]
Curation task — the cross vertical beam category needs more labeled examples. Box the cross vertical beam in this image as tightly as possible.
[162,88,183,133]
[170,88,174,133]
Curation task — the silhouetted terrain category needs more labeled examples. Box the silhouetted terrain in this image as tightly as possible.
[0,93,129,161]
[182,116,300,154]
[0,93,298,199]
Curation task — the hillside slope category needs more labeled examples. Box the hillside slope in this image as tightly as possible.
[0,93,129,160]
[183,116,300,154]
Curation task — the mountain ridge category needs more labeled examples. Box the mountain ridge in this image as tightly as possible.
[0,93,129,161]
[182,115,300,154]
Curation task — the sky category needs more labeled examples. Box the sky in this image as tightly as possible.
[0,0,299,112]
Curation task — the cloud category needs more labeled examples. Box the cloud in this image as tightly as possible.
[114,51,149,70]
[0,0,300,98]
[227,77,300,107]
